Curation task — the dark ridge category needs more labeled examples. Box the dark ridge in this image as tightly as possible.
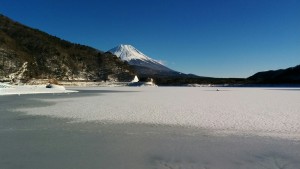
[248,65,300,84]
[0,14,135,82]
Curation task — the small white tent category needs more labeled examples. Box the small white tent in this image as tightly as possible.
[131,75,139,82]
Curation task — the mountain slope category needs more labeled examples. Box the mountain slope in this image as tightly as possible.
[108,44,181,77]
[248,65,300,84]
[0,14,135,83]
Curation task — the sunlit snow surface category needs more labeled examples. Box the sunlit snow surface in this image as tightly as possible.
[15,87,300,140]
[0,85,77,95]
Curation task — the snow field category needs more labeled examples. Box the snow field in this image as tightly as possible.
[0,85,77,95]
[15,87,300,139]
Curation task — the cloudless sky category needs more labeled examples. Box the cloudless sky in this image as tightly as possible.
[1,0,299,77]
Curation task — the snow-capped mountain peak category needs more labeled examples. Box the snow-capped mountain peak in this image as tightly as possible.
[108,44,161,64]
[108,44,180,76]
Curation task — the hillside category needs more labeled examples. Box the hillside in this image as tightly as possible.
[248,65,300,84]
[0,14,135,83]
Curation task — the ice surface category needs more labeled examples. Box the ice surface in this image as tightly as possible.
[15,87,300,139]
[0,85,77,95]
[2,89,300,169]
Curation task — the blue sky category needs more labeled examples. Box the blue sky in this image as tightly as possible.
[1,0,299,78]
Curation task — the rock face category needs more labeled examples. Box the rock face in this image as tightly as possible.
[0,14,135,83]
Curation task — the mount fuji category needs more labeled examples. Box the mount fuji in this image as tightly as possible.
[108,44,182,77]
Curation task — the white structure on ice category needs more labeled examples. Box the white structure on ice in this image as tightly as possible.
[131,75,139,82]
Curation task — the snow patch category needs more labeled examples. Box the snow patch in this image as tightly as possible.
[8,62,28,81]
[0,84,77,95]
[109,44,162,65]
[0,83,13,88]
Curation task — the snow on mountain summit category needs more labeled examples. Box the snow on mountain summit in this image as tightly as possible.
[108,44,161,65]
[108,44,180,76]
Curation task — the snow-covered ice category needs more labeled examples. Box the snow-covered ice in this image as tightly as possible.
[0,84,77,95]
[2,87,300,169]
[15,87,300,140]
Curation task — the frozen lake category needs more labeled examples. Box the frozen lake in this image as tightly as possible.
[1,87,300,169]
[16,87,300,140]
